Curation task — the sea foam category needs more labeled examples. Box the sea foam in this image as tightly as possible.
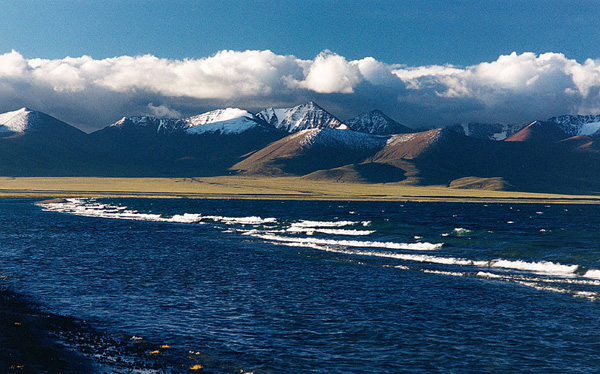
[251,233,443,251]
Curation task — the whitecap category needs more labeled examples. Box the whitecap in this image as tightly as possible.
[291,220,360,228]
[452,227,472,235]
[251,233,443,251]
[286,227,375,236]
[200,215,277,225]
[584,269,600,279]
[489,259,578,276]
[422,269,466,277]
[169,213,204,223]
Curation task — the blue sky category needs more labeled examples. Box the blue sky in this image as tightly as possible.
[2,0,599,65]
[0,0,599,131]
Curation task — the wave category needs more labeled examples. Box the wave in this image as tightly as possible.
[489,259,578,275]
[285,227,375,236]
[290,220,370,228]
[39,199,278,226]
[39,199,165,221]
[453,228,472,235]
[475,272,600,301]
[422,269,466,277]
[584,269,600,279]
[37,198,600,304]
[255,234,580,278]
[250,233,443,251]
[199,215,277,225]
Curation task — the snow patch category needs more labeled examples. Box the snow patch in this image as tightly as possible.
[0,108,36,133]
[256,102,342,133]
[298,128,387,149]
[185,108,260,135]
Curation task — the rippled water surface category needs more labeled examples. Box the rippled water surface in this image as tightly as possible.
[2,198,600,373]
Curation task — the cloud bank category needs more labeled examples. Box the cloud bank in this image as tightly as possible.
[0,49,599,132]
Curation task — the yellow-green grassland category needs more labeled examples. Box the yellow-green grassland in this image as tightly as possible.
[1,176,600,204]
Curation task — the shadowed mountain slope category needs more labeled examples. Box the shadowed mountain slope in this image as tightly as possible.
[233,128,387,176]
[235,126,600,193]
[2,106,600,193]
[345,110,413,135]
[0,109,91,176]
[256,102,343,133]
[506,115,600,143]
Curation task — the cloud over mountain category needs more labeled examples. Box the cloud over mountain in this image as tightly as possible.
[0,49,599,131]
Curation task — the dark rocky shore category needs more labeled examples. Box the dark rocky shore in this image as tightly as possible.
[0,289,95,373]
[0,289,203,373]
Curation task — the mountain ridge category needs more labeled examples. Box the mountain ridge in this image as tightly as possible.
[2,105,600,194]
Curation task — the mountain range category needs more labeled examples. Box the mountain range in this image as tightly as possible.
[2,103,600,194]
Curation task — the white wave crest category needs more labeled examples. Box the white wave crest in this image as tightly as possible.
[39,199,278,226]
[489,259,578,275]
[291,220,362,228]
[514,281,572,294]
[453,227,472,234]
[252,233,443,251]
[286,227,375,236]
[584,269,600,279]
[476,271,503,279]
[574,291,600,301]
[39,199,165,221]
[169,213,204,223]
[200,215,277,225]
[422,269,466,277]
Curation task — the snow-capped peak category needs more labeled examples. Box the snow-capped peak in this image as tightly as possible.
[0,107,39,133]
[448,122,525,141]
[548,114,600,137]
[256,102,343,133]
[296,128,388,149]
[112,116,155,127]
[344,110,411,135]
[185,108,262,135]
[110,116,188,133]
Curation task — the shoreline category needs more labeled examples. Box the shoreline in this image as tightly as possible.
[0,287,202,373]
[0,289,95,373]
[1,176,600,204]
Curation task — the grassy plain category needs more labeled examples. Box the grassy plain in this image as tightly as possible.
[1,176,600,204]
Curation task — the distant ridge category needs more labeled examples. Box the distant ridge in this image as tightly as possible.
[0,107,85,138]
[506,115,600,142]
[232,128,387,176]
[256,101,344,132]
[447,122,524,141]
[345,110,412,135]
[1,105,600,193]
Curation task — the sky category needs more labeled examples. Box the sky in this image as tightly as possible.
[0,0,600,132]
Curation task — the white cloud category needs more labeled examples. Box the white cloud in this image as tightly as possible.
[146,103,181,118]
[0,50,27,77]
[296,51,363,94]
[0,49,600,130]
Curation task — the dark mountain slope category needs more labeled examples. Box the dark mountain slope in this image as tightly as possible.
[0,109,91,176]
[88,124,286,177]
[232,128,387,176]
[345,110,413,135]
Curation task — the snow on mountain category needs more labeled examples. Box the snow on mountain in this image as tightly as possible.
[548,115,600,137]
[110,108,264,135]
[344,110,412,135]
[295,127,388,149]
[185,108,263,135]
[111,116,188,133]
[506,114,600,143]
[0,108,40,133]
[447,122,525,141]
[256,102,343,133]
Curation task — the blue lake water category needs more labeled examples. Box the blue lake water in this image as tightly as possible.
[2,198,600,373]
